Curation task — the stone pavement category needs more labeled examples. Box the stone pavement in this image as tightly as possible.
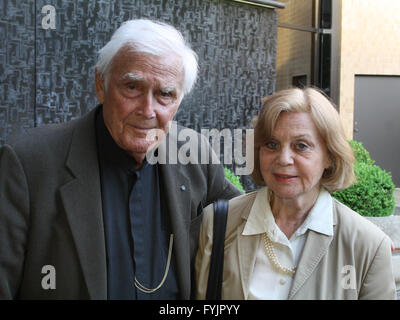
[394,189,400,299]
[365,188,400,299]
[394,188,400,216]
[365,215,400,299]
[366,215,400,249]
[394,255,400,300]
[390,188,399,299]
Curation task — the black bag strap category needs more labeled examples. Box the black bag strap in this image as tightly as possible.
[206,199,229,300]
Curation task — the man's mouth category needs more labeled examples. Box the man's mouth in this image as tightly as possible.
[131,125,154,130]
[128,124,157,135]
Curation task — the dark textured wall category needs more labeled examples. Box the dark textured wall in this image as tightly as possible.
[0,0,35,144]
[0,0,277,190]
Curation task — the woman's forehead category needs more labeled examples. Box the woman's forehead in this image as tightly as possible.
[270,112,322,139]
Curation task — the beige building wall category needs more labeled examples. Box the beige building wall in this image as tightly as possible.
[339,0,400,139]
[276,28,313,90]
[276,0,315,91]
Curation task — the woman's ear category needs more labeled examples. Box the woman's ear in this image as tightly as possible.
[325,151,334,170]
[94,70,105,104]
[322,152,334,178]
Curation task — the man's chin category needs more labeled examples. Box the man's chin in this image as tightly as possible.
[129,146,151,155]
[118,138,149,155]
[120,135,165,160]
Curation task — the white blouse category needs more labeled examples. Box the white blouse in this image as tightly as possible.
[242,187,334,300]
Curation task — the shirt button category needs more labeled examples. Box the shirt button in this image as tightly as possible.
[180,185,186,191]
[279,278,286,285]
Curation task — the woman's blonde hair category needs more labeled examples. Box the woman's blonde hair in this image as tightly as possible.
[251,87,355,193]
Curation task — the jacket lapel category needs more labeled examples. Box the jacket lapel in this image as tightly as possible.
[232,195,262,301]
[60,108,107,299]
[237,229,260,299]
[159,162,191,299]
[288,230,333,300]
[156,127,192,299]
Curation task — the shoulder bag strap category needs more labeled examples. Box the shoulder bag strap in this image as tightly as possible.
[205,199,229,300]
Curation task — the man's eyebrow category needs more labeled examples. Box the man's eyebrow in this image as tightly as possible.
[121,72,144,81]
[160,86,176,93]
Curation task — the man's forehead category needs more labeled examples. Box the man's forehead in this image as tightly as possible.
[112,50,184,85]
[113,47,182,71]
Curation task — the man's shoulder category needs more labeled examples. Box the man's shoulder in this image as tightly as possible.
[10,110,94,146]
[13,120,73,146]
[7,107,98,162]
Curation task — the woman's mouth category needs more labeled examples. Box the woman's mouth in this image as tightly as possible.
[273,173,297,183]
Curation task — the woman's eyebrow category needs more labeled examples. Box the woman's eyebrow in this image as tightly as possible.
[294,134,312,139]
[269,134,313,140]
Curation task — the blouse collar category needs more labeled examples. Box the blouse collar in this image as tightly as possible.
[242,187,333,240]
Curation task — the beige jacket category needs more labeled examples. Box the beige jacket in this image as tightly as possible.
[195,190,397,300]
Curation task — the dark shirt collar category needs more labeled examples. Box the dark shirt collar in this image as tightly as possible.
[95,106,149,174]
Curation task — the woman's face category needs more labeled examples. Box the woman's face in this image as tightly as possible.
[259,112,331,203]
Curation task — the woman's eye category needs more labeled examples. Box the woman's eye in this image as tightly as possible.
[265,141,278,150]
[296,142,309,151]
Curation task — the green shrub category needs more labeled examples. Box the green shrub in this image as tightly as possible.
[348,140,374,165]
[333,141,395,217]
[224,167,245,193]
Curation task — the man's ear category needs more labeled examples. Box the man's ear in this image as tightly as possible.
[94,69,105,104]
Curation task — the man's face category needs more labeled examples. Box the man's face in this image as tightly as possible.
[95,48,184,163]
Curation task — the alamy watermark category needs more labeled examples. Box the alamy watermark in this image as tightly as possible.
[145,122,254,175]
[41,5,56,30]
[341,265,356,290]
[41,265,56,290]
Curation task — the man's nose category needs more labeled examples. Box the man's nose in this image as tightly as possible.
[277,146,294,166]
[138,92,156,119]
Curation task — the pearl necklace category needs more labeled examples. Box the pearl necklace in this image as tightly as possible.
[262,233,297,276]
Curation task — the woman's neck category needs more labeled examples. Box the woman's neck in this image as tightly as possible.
[270,189,320,239]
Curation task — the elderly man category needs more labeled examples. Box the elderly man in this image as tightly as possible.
[0,19,241,299]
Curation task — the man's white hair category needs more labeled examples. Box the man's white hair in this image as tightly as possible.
[95,19,198,96]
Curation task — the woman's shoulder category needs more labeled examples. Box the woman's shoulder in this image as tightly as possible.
[332,198,390,245]
[205,191,258,215]
[228,190,259,212]
[202,190,259,231]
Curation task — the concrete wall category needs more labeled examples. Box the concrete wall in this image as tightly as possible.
[0,0,279,191]
[0,0,278,143]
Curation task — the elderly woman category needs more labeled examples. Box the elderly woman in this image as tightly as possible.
[195,87,396,300]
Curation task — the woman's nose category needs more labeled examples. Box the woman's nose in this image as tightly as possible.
[277,146,294,166]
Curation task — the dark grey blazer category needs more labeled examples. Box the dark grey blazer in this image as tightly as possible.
[0,106,241,299]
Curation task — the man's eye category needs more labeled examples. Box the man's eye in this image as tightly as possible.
[160,91,172,97]
[127,84,136,91]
